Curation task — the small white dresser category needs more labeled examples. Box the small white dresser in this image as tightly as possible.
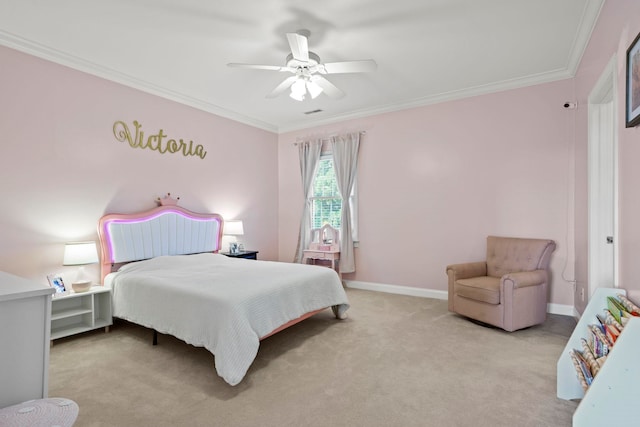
[0,271,55,408]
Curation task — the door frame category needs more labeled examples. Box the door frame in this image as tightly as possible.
[587,54,619,298]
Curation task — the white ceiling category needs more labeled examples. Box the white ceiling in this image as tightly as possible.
[0,0,603,133]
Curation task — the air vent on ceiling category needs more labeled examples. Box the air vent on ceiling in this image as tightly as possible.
[304,109,323,115]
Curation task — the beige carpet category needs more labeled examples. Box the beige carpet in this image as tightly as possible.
[49,288,578,427]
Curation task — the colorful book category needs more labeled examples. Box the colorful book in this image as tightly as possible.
[569,349,593,387]
[588,324,610,356]
[580,338,600,377]
[607,296,629,324]
[617,294,640,315]
[603,309,624,331]
[603,323,620,344]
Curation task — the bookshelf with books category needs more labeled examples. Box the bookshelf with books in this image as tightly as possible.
[557,287,640,426]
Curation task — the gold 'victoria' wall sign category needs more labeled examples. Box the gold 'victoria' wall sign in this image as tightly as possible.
[113,120,207,160]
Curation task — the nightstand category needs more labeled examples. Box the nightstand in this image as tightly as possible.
[221,250,259,260]
[51,286,112,340]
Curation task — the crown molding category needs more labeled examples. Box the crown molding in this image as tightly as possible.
[0,30,278,133]
[1,0,604,136]
[277,67,574,133]
[278,0,605,134]
[565,0,605,75]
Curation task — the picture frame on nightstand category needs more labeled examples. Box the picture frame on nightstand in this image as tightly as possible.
[47,274,68,297]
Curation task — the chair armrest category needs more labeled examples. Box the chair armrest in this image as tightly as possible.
[446,262,487,312]
[501,270,547,289]
[446,262,487,280]
[501,270,549,331]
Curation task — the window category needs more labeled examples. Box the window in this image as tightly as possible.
[309,155,358,241]
[310,157,341,229]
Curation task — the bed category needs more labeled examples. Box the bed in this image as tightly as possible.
[97,204,349,386]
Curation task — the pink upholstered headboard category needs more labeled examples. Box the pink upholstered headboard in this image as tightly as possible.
[97,205,224,283]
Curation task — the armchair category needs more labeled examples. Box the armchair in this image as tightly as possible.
[446,236,556,332]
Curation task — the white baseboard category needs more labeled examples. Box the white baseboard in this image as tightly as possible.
[344,280,575,317]
[546,303,576,317]
[344,280,448,300]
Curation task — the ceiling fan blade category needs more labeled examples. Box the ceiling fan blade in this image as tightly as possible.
[286,32,309,62]
[227,63,293,72]
[319,60,377,74]
[312,76,345,99]
[266,76,299,98]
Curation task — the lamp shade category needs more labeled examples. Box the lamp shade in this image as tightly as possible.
[63,241,99,266]
[306,78,323,99]
[289,78,307,101]
[224,220,244,236]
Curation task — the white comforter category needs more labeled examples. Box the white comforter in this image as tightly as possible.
[105,253,349,385]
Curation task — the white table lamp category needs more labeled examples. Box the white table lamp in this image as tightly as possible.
[224,220,244,253]
[63,241,99,292]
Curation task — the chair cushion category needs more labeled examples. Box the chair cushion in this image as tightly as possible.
[454,276,501,305]
[486,236,555,278]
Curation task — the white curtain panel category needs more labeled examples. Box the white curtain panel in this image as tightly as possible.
[331,132,360,273]
[294,140,323,263]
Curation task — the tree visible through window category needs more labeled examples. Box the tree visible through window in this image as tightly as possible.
[310,157,342,230]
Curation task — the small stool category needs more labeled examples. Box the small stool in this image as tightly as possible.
[0,398,79,427]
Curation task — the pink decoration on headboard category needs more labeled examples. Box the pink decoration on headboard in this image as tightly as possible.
[156,193,179,206]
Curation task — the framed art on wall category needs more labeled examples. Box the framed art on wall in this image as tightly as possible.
[626,31,640,128]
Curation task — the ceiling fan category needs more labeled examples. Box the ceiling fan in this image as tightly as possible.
[227,30,377,101]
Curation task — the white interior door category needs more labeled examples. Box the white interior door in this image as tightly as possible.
[588,55,618,298]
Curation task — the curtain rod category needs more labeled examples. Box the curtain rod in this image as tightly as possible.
[293,131,366,145]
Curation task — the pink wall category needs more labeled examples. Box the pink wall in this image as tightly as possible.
[4,0,639,313]
[279,0,640,311]
[572,0,640,311]
[279,79,577,307]
[0,46,278,286]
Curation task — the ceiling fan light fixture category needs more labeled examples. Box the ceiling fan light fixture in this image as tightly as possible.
[229,30,376,101]
[306,79,323,99]
[290,91,305,101]
[290,78,307,101]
